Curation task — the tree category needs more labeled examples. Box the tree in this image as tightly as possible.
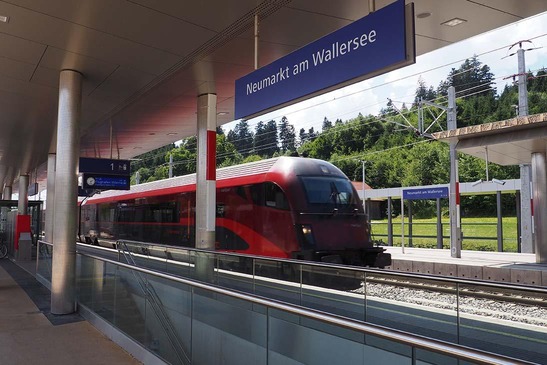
[299,128,308,146]
[437,55,494,98]
[227,120,253,157]
[217,133,242,167]
[322,117,333,131]
[253,120,278,157]
[278,116,296,154]
[413,77,437,107]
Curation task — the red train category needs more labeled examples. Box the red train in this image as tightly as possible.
[79,156,390,268]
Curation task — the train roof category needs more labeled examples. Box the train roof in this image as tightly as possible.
[84,156,279,204]
[83,156,348,205]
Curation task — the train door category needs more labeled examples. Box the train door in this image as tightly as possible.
[249,182,293,257]
[178,193,195,247]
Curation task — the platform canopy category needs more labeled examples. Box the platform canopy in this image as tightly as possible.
[432,113,547,166]
[0,0,546,191]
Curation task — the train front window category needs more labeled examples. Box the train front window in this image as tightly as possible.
[300,177,356,206]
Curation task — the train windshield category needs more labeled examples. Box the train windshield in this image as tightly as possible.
[300,176,357,207]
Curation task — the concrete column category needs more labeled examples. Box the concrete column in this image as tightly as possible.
[496,190,503,252]
[531,152,547,263]
[519,164,533,253]
[436,198,443,249]
[51,70,82,314]
[195,93,217,250]
[448,86,461,258]
[3,186,12,200]
[45,153,56,243]
[195,93,217,283]
[18,175,29,214]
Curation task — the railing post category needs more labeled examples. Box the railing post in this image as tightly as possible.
[408,200,413,247]
[437,198,443,249]
[387,196,393,246]
[497,190,503,252]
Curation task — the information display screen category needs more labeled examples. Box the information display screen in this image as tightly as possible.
[82,173,130,190]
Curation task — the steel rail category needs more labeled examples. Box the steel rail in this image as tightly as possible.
[112,239,547,294]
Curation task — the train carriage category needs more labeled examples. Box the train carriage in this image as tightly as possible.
[80,156,390,268]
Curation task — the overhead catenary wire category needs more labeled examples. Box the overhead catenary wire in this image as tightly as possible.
[132,33,547,169]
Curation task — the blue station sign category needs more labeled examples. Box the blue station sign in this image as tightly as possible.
[235,0,415,119]
[79,157,131,176]
[403,187,449,200]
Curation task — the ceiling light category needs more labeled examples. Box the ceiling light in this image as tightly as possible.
[0,15,9,23]
[167,132,178,136]
[441,17,467,27]
[217,112,229,116]
[416,12,431,19]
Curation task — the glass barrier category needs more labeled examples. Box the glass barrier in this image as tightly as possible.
[81,240,546,364]
[457,283,547,364]
[76,252,508,365]
[300,263,366,321]
[36,240,53,284]
[364,272,458,343]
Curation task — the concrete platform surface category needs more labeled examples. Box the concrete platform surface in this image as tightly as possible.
[384,247,547,286]
[0,259,141,365]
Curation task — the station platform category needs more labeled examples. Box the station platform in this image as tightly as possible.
[384,246,547,286]
[0,258,141,365]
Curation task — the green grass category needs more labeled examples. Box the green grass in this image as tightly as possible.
[370,217,518,252]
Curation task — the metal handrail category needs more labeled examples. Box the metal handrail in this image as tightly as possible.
[78,250,534,365]
[115,239,547,293]
[116,241,190,365]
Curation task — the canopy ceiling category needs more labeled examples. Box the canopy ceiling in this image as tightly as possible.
[0,0,545,192]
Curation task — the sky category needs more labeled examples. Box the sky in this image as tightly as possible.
[225,11,547,135]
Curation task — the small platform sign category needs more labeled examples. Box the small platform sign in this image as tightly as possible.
[403,187,449,200]
[82,173,130,190]
[79,157,130,176]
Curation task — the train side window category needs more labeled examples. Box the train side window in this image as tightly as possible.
[236,186,247,200]
[264,182,289,210]
[250,183,263,206]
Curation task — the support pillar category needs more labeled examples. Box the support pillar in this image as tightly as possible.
[3,185,12,200]
[196,93,217,249]
[51,70,82,314]
[531,152,547,263]
[519,164,533,253]
[436,198,443,249]
[195,93,217,281]
[45,153,56,243]
[448,86,461,258]
[18,175,29,214]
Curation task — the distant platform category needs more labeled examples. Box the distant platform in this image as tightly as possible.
[384,247,546,286]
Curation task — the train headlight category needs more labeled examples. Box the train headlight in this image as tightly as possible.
[299,224,315,248]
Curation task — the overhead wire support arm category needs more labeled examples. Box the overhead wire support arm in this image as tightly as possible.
[387,98,416,131]
[418,98,449,137]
